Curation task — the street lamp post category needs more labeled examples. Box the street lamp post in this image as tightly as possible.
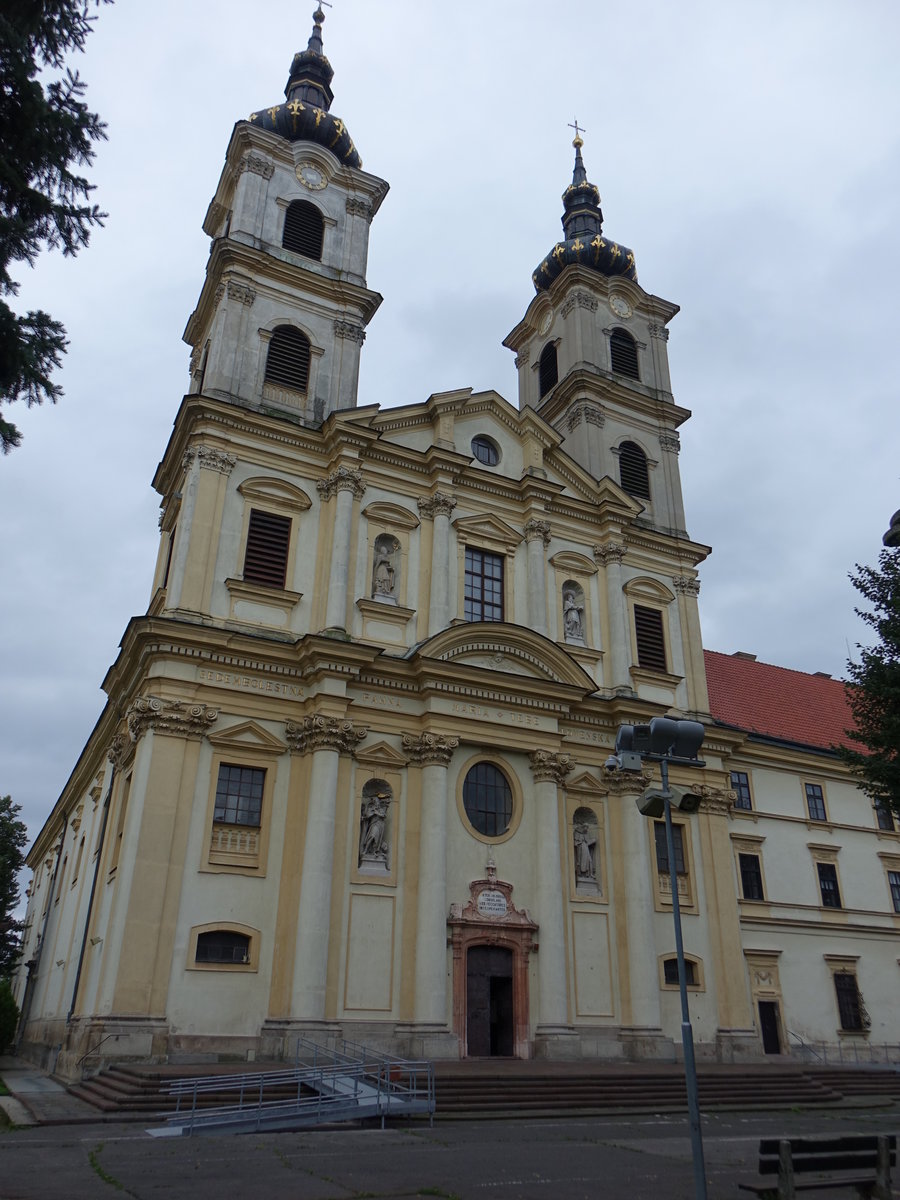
[609,716,708,1200]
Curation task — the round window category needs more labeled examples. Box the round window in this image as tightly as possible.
[471,436,500,466]
[463,762,513,837]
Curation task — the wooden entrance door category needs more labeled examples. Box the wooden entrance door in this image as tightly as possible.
[466,945,514,1057]
[758,1000,781,1054]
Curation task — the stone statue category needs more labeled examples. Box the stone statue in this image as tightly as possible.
[563,585,585,643]
[359,782,391,868]
[573,821,596,880]
[372,534,400,602]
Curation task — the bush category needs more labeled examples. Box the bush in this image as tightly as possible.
[0,980,19,1052]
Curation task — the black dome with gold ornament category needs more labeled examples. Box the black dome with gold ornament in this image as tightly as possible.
[245,6,361,169]
[532,134,636,291]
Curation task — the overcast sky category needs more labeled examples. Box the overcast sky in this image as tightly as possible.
[2,0,898,856]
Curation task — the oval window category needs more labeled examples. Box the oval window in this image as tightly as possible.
[463,762,513,837]
[471,436,500,466]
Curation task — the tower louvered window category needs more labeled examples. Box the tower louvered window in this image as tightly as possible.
[634,604,667,672]
[264,325,310,394]
[282,200,324,260]
[243,508,291,588]
[610,328,639,379]
[538,341,558,398]
[619,441,650,499]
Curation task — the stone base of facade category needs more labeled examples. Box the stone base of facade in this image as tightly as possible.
[618,1026,677,1062]
[393,1022,460,1060]
[51,1016,171,1083]
[532,1025,581,1060]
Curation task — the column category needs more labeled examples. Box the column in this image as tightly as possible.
[524,519,551,637]
[672,576,710,713]
[317,466,366,631]
[418,492,457,635]
[529,750,574,1040]
[608,773,664,1040]
[286,715,366,1021]
[595,541,631,692]
[403,732,459,1024]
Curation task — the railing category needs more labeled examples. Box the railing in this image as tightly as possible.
[786,1033,900,1067]
[75,1032,120,1079]
[160,1036,434,1137]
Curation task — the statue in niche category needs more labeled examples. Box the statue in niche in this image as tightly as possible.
[372,534,400,604]
[562,582,585,644]
[573,807,598,889]
[359,780,391,870]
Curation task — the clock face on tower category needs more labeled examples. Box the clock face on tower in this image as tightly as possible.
[609,295,632,319]
[296,161,327,190]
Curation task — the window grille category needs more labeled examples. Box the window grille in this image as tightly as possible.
[538,342,558,397]
[464,548,504,622]
[463,763,513,838]
[282,200,324,259]
[634,604,667,672]
[243,508,291,588]
[664,957,696,986]
[196,930,251,965]
[610,328,639,379]
[214,764,265,828]
[264,325,311,393]
[739,853,764,900]
[834,972,865,1031]
[618,441,650,499]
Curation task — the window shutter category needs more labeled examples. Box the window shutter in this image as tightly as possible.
[243,509,291,588]
[282,200,324,259]
[634,605,667,672]
[264,326,311,393]
[610,328,640,379]
[619,441,650,499]
[538,342,558,398]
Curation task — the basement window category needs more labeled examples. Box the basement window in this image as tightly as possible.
[195,930,251,965]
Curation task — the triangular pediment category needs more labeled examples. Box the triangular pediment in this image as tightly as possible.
[567,770,610,796]
[354,740,409,769]
[207,721,287,754]
[452,513,522,550]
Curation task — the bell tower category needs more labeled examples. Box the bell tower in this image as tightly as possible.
[503,133,689,539]
[183,7,388,425]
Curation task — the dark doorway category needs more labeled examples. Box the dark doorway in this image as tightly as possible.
[758,1000,782,1054]
[466,945,514,1056]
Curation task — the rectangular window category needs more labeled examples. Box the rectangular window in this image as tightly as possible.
[888,871,900,914]
[876,803,895,831]
[109,774,131,875]
[739,853,765,900]
[664,957,696,986]
[654,822,686,875]
[634,605,667,672]
[805,782,826,822]
[817,862,842,908]
[243,508,291,588]
[731,771,752,810]
[214,764,265,828]
[464,548,504,622]
[834,972,864,1031]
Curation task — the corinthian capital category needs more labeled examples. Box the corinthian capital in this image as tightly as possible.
[672,575,701,596]
[226,280,256,306]
[698,786,733,816]
[594,541,626,566]
[238,153,275,180]
[401,732,459,766]
[524,518,551,547]
[196,445,237,475]
[316,466,366,501]
[659,432,681,454]
[417,491,457,519]
[127,696,218,742]
[605,770,653,796]
[286,715,367,755]
[528,750,575,785]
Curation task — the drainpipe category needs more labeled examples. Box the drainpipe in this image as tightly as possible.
[67,766,115,1025]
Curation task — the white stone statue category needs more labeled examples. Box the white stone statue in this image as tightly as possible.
[372,534,400,603]
[359,783,391,867]
[573,821,596,880]
[563,586,585,643]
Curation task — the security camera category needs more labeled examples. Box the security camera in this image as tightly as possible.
[604,755,620,772]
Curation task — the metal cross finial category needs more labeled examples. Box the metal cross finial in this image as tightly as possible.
[568,117,586,144]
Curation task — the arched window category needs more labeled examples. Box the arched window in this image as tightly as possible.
[264,325,310,394]
[282,200,324,260]
[471,435,500,466]
[538,341,558,398]
[196,929,251,965]
[463,762,513,838]
[610,328,639,379]
[619,441,650,499]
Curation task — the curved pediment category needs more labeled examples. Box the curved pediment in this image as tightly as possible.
[415,622,597,691]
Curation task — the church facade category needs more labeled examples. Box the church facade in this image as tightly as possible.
[14,12,900,1079]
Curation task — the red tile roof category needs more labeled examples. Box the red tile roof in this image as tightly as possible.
[703,650,855,752]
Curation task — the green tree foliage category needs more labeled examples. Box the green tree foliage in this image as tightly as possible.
[0,1,112,453]
[839,550,900,819]
[0,978,19,1051]
[0,795,28,977]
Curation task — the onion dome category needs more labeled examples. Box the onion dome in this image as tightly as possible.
[246,7,361,169]
[532,134,636,291]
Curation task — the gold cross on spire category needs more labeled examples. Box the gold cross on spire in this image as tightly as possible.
[568,117,585,146]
